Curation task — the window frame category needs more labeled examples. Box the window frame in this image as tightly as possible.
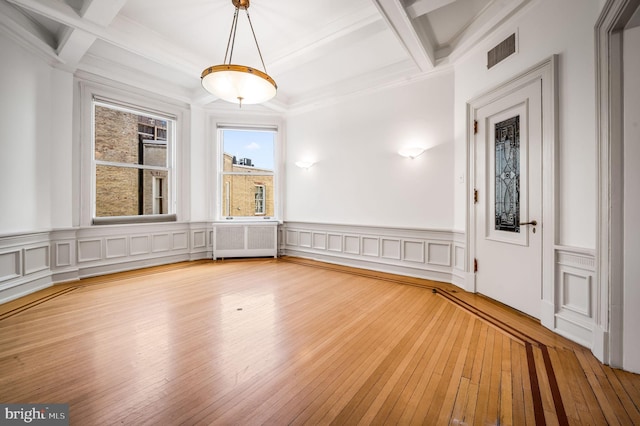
[216,124,279,222]
[78,80,187,227]
[91,99,176,224]
[254,184,266,215]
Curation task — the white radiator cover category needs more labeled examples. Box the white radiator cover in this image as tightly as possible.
[213,223,278,260]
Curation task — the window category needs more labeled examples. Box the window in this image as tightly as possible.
[93,100,175,223]
[255,185,265,215]
[219,126,276,220]
[153,176,165,214]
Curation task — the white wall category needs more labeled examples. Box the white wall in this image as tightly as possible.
[285,72,455,230]
[623,24,640,373]
[453,0,602,249]
[0,33,74,235]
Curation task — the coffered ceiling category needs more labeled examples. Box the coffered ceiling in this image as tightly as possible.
[0,0,530,112]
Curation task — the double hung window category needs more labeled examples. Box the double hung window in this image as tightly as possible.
[218,127,276,219]
[92,100,175,223]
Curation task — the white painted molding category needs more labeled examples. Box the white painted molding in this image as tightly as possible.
[282,222,466,286]
[0,222,214,304]
[594,0,640,368]
[550,246,597,349]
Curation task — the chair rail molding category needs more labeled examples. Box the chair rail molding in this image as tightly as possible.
[281,221,466,287]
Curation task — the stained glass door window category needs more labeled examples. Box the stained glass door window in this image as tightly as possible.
[495,116,520,233]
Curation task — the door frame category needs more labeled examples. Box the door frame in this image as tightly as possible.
[595,0,640,367]
[466,56,558,329]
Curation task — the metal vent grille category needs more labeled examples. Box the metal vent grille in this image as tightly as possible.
[247,226,275,250]
[215,226,244,250]
[488,33,516,69]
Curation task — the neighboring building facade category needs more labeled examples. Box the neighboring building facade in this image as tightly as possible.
[222,153,274,217]
[94,106,168,217]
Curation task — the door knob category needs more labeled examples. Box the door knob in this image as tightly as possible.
[519,220,538,226]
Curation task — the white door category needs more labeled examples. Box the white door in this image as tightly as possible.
[474,80,542,319]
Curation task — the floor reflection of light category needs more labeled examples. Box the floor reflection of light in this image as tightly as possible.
[218,291,278,387]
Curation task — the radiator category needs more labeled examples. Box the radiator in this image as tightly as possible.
[213,223,278,260]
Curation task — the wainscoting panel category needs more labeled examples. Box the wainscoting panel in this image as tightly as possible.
[24,246,49,275]
[427,242,451,266]
[312,233,327,250]
[55,242,72,267]
[78,239,102,262]
[152,234,172,253]
[552,246,597,348]
[0,223,213,304]
[0,250,21,283]
[381,239,401,260]
[130,235,150,255]
[282,222,465,284]
[403,241,425,263]
[105,237,127,259]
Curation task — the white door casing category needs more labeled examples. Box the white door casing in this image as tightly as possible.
[467,56,557,328]
[474,80,542,318]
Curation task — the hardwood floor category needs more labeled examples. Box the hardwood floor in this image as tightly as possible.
[1,258,638,425]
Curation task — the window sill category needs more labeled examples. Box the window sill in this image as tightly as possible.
[92,214,177,225]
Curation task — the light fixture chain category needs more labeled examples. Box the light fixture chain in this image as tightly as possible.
[244,8,268,74]
[224,7,240,64]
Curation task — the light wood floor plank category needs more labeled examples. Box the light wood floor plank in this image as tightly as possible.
[1,258,639,425]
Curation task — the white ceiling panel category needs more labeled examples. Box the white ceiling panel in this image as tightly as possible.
[2,0,531,112]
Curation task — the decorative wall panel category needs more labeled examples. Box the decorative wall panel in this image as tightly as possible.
[193,231,206,249]
[427,242,451,266]
[553,247,596,348]
[312,233,327,250]
[327,234,342,252]
[55,242,72,267]
[282,222,465,285]
[454,245,465,271]
[172,232,188,250]
[152,234,171,252]
[24,246,49,275]
[344,236,360,255]
[362,237,380,257]
[403,241,424,263]
[130,235,150,255]
[381,239,401,260]
[299,232,312,248]
[0,251,21,282]
[0,223,213,304]
[78,240,101,262]
[105,237,127,259]
[286,230,298,246]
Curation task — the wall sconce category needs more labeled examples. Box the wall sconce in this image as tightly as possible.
[398,147,426,159]
[295,161,315,169]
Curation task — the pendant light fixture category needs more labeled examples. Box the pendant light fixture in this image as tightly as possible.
[201,0,277,107]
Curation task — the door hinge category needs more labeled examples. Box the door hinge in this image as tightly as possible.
[474,189,478,204]
[474,120,478,135]
[474,258,478,273]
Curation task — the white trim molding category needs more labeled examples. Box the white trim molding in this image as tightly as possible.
[551,246,597,349]
[0,222,213,304]
[282,222,466,287]
[594,0,640,368]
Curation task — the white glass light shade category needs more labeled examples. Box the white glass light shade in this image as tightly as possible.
[201,65,277,105]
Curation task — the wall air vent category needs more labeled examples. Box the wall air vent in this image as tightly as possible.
[487,33,516,69]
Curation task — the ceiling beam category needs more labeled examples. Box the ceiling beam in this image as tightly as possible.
[56,0,129,67]
[5,0,203,76]
[405,0,456,19]
[371,0,435,71]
